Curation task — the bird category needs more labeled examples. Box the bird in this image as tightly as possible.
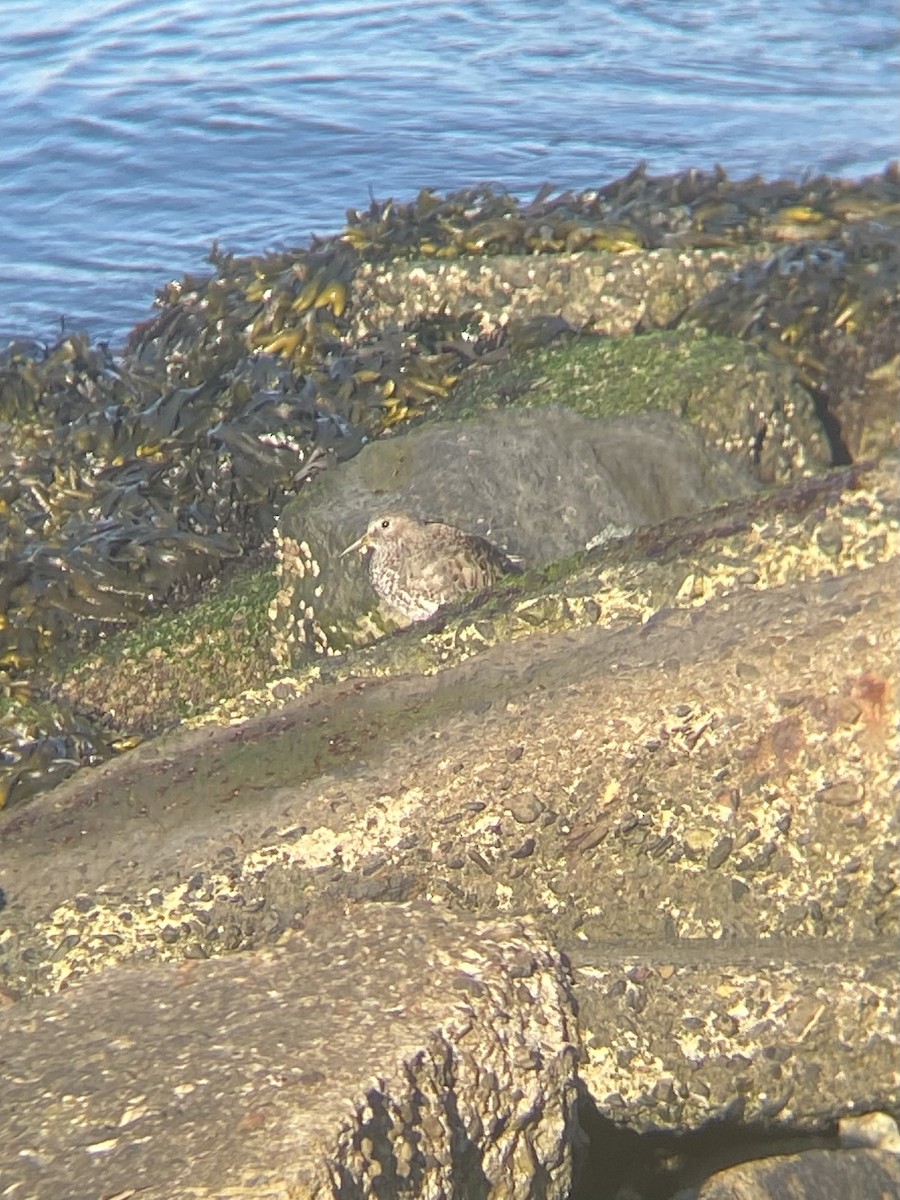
[341,512,521,623]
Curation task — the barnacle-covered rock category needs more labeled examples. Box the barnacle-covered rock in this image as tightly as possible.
[1,163,898,802]
[0,906,580,1199]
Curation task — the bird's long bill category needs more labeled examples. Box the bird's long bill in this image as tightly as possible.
[340,532,369,557]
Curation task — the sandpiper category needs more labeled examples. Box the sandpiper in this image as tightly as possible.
[342,512,521,622]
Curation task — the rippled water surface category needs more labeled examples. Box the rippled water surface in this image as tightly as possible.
[1,0,897,342]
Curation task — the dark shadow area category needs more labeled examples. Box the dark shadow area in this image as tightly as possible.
[809,384,853,466]
[569,1093,840,1200]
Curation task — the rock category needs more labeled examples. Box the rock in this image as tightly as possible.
[1,459,897,1197]
[574,948,898,1133]
[273,405,757,657]
[447,328,833,485]
[839,1111,900,1154]
[351,245,753,339]
[687,1148,900,1200]
[0,905,580,1199]
[827,336,899,462]
[3,171,899,1198]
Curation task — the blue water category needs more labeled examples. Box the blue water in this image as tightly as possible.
[0,0,897,344]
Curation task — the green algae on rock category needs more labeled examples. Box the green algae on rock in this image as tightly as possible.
[444,328,831,483]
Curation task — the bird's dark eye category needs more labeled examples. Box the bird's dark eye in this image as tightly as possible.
[380,518,390,529]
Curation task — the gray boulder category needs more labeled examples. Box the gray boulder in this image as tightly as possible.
[273,405,757,658]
